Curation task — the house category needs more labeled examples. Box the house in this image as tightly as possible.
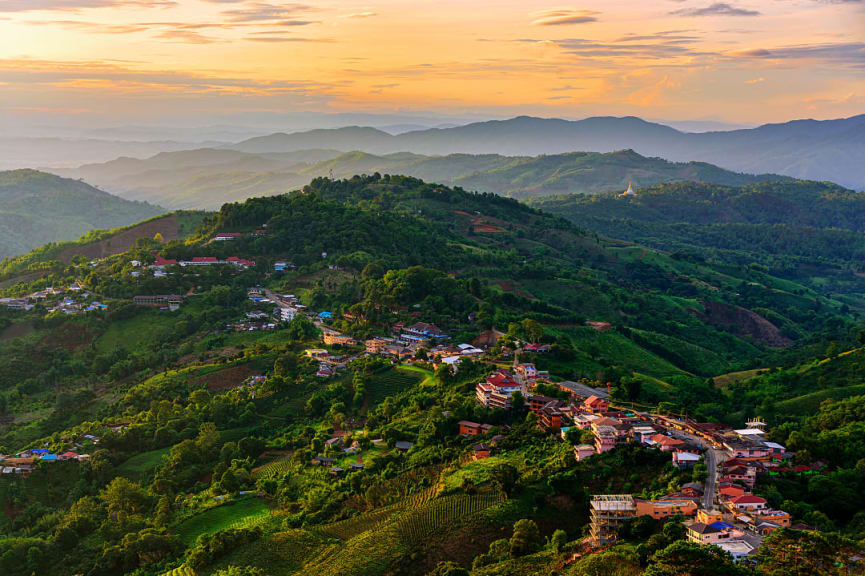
[680,482,704,498]
[523,344,550,354]
[722,464,757,487]
[226,257,255,268]
[324,437,344,449]
[514,363,539,386]
[329,467,345,477]
[726,494,768,513]
[557,381,610,402]
[574,444,596,462]
[582,395,609,415]
[673,451,702,469]
[472,443,492,460]
[59,452,79,460]
[537,400,566,432]
[749,510,790,528]
[718,484,747,500]
[715,540,754,563]
[476,370,522,410]
[635,498,698,520]
[458,421,492,436]
[472,329,504,349]
[366,338,391,354]
[403,322,448,340]
[322,330,357,347]
[133,294,182,311]
[572,412,600,430]
[395,441,414,452]
[593,426,618,454]
[647,434,688,452]
[213,232,241,241]
[151,256,179,268]
[312,456,336,467]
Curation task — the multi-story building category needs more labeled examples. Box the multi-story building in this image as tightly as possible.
[635,498,699,520]
[476,370,522,409]
[590,495,636,546]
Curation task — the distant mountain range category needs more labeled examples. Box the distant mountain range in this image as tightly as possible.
[0,169,164,259]
[226,114,865,190]
[54,148,785,210]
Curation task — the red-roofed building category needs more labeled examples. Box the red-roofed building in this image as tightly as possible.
[648,434,688,452]
[213,232,242,241]
[726,494,768,513]
[476,370,522,410]
[151,256,178,268]
[582,395,609,415]
[459,421,493,436]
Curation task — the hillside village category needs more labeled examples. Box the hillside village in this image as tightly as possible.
[0,177,863,576]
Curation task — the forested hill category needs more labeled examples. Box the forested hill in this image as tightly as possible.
[1,173,864,576]
[55,148,785,210]
[531,180,865,306]
[0,169,164,259]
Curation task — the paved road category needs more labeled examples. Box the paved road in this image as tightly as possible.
[658,418,726,510]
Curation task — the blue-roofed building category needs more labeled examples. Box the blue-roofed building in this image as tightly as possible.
[318,311,333,319]
[40,454,58,461]
[30,448,49,454]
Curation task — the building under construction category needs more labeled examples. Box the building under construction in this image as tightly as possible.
[590,494,636,546]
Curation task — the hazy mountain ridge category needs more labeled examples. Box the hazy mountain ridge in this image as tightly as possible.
[226,114,865,190]
[54,148,785,210]
[0,169,164,259]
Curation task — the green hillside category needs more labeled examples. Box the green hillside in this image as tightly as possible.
[531,180,865,303]
[0,175,862,576]
[0,169,164,259]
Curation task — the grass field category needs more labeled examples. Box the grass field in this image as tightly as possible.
[95,311,178,354]
[175,497,271,545]
[115,446,171,480]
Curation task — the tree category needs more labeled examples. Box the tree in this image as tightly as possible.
[100,477,150,523]
[154,495,172,527]
[753,528,858,576]
[425,561,469,576]
[509,518,542,557]
[550,529,568,553]
[644,541,749,576]
[567,551,641,576]
[490,462,519,497]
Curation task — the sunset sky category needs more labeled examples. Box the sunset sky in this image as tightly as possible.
[0,0,863,129]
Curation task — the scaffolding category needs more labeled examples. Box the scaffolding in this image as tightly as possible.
[590,495,636,546]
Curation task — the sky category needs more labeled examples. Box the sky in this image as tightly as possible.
[0,0,863,131]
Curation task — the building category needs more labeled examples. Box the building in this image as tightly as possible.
[582,395,610,415]
[458,421,493,436]
[593,425,618,454]
[133,294,182,311]
[556,381,609,402]
[402,322,448,341]
[647,434,688,452]
[715,540,754,563]
[322,330,358,347]
[590,495,636,546]
[472,443,492,460]
[635,498,698,520]
[537,401,565,432]
[476,370,522,410]
[726,494,768,513]
[213,232,242,241]
[673,451,701,469]
[366,338,391,354]
[574,444,596,462]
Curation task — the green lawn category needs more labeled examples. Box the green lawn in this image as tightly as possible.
[175,497,271,545]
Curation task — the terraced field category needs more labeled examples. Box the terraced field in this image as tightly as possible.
[175,498,272,545]
[367,368,423,406]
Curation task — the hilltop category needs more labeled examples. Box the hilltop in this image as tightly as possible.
[55,148,783,210]
[0,169,165,259]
